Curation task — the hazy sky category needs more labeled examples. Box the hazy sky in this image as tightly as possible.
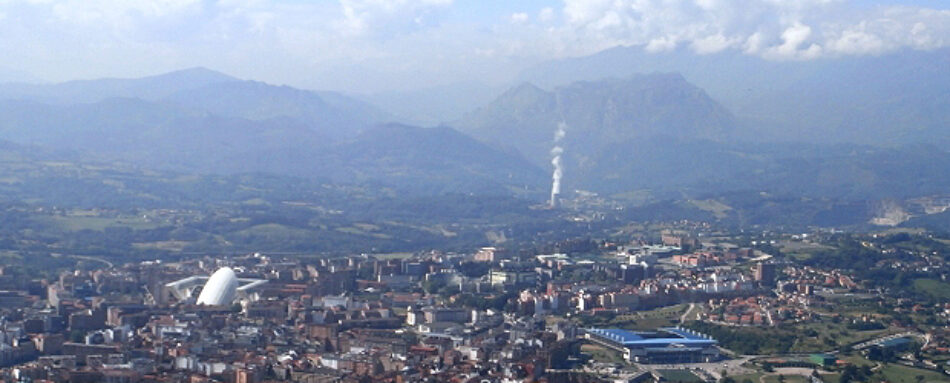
[0,0,947,93]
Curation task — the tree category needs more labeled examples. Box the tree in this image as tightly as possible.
[840,364,861,383]
[458,262,490,278]
[69,330,85,343]
[867,346,884,361]
[422,279,447,294]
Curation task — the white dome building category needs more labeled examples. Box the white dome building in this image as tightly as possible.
[196,267,239,306]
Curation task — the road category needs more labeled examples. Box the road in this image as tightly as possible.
[635,356,756,381]
[51,253,115,268]
[757,368,820,383]
[680,303,698,322]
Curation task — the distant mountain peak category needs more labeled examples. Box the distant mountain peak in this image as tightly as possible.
[454,73,737,168]
[0,66,243,104]
[145,67,238,84]
[508,82,545,94]
[561,72,688,90]
[168,66,225,75]
[477,82,556,114]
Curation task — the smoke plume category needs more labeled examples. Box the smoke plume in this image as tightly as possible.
[550,122,566,207]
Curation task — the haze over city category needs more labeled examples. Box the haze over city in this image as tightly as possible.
[0,1,948,383]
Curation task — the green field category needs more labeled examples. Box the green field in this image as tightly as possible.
[817,294,888,316]
[37,215,162,232]
[0,251,23,261]
[580,344,624,364]
[913,279,950,301]
[657,369,703,383]
[780,240,836,261]
[685,316,901,355]
[879,363,950,383]
[235,223,316,239]
[132,240,192,252]
[585,304,689,330]
[839,354,882,369]
[335,225,393,239]
[609,190,654,206]
[689,199,733,219]
[763,375,809,383]
[732,373,765,383]
[836,355,949,383]
[788,321,893,353]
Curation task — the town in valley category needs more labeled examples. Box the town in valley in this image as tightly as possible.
[1,219,949,383]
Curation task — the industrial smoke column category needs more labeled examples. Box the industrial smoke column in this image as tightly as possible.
[550,122,566,208]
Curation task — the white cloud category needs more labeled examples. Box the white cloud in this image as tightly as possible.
[828,6,950,54]
[510,12,528,24]
[336,0,453,37]
[743,32,766,54]
[0,0,462,88]
[0,0,947,91]
[691,33,739,54]
[825,22,889,55]
[47,0,203,29]
[556,0,950,60]
[646,36,678,53]
[766,22,823,59]
[538,7,554,23]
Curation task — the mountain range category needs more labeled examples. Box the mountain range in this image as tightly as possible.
[0,68,546,197]
[0,58,947,229]
[454,73,736,169]
[521,46,950,147]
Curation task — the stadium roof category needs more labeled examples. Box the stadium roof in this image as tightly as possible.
[587,328,717,347]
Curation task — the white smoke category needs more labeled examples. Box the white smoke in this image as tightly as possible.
[550,122,567,207]
[554,123,566,142]
[551,147,563,193]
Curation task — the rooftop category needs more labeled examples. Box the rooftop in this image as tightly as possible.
[587,327,717,347]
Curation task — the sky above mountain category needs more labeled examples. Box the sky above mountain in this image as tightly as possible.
[0,0,947,93]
